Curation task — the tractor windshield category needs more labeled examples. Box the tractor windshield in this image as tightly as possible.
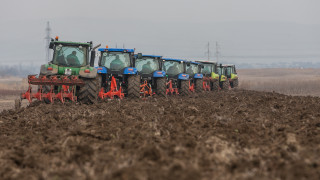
[163,61,184,76]
[101,52,131,71]
[202,64,212,74]
[217,67,223,75]
[52,45,88,67]
[226,67,233,76]
[135,58,159,74]
[186,64,199,75]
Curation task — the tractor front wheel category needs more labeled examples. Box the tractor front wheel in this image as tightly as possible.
[211,81,220,91]
[180,80,191,96]
[195,79,204,93]
[78,75,101,104]
[156,77,167,97]
[222,80,230,90]
[127,75,141,98]
[233,79,239,88]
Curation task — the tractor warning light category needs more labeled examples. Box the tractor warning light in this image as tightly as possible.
[47,67,53,71]
[55,36,59,40]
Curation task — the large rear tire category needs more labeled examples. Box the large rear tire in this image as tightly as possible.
[211,81,220,91]
[195,79,204,93]
[222,80,230,90]
[127,75,140,98]
[180,80,191,96]
[78,75,101,104]
[156,77,166,97]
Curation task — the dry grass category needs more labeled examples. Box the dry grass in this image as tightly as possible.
[238,68,320,96]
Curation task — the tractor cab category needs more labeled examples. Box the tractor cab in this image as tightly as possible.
[162,58,189,80]
[186,61,203,79]
[97,48,137,77]
[134,54,165,79]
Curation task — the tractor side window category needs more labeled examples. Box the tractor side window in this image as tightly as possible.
[163,61,184,76]
[202,64,212,74]
[135,58,159,74]
[101,52,130,71]
[53,45,87,67]
[217,67,222,75]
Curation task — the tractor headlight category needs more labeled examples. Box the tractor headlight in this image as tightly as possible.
[65,69,72,75]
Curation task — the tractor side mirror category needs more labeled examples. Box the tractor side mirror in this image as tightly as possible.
[49,42,54,49]
[186,62,191,66]
[201,65,204,68]
[137,53,143,59]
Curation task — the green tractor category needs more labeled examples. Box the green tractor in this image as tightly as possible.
[223,64,239,88]
[196,61,220,91]
[21,37,101,104]
[217,64,230,90]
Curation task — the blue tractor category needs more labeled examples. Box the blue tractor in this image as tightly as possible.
[162,58,191,96]
[134,54,167,97]
[96,48,140,99]
[186,61,204,93]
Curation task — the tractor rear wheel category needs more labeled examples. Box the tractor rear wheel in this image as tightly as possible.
[127,75,140,98]
[233,79,239,88]
[78,75,101,104]
[222,80,230,90]
[156,77,166,97]
[195,79,204,93]
[211,81,220,91]
[180,80,191,96]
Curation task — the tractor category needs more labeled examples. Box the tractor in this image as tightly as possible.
[162,58,190,96]
[186,61,204,93]
[196,61,220,91]
[134,54,167,97]
[217,64,230,90]
[223,64,239,88]
[96,47,140,99]
[21,37,101,104]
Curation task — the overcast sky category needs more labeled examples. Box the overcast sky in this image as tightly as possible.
[0,0,320,64]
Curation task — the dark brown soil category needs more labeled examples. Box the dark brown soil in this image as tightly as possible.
[0,90,319,180]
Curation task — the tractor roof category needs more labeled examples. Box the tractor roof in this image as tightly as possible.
[98,48,135,53]
[135,55,162,58]
[195,60,218,64]
[190,61,201,65]
[223,64,235,67]
[163,58,188,62]
[52,41,91,46]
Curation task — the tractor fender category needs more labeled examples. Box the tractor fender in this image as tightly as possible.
[79,66,97,78]
[40,64,58,75]
[153,71,166,78]
[220,75,227,82]
[193,73,203,79]
[211,72,219,80]
[96,66,107,74]
[231,73,238,80]
[123,67,137,75]
[178,73,189,80]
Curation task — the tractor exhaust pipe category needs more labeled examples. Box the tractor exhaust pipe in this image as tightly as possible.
[90,44,101,67]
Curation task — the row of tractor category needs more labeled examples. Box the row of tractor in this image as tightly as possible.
[21,38,238,104]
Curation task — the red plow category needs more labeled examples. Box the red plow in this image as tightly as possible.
[21,75,84,103]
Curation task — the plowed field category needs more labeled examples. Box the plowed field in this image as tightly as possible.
[0,90,319,180]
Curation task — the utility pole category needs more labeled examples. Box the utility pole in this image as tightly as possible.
[205,42,210,61]
[215,42,220,62]
[45,21,51,63]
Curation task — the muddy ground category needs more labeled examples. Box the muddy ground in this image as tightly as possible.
[0,90,319,180]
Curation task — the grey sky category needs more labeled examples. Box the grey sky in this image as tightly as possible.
[0,0,320,65]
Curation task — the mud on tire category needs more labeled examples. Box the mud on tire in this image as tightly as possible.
[233,79,239,88]
[156,77,167,97]
[222,79,230,90]
[180,80,191,96]
[78,75,101,104]
[195,79,204,93]
[127,75,140,98]
[211,81,220,91]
